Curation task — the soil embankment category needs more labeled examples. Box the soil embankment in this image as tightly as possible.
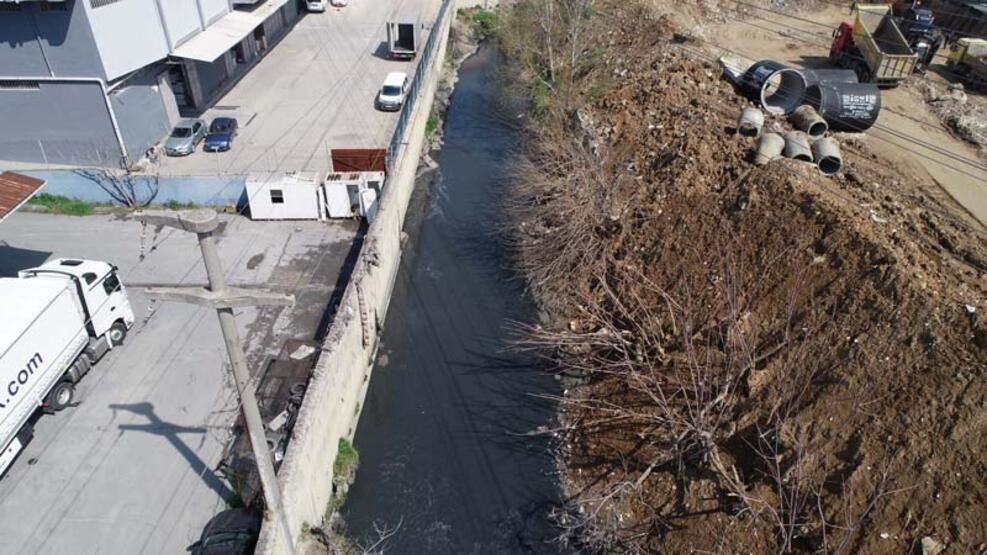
[497,0,987,552]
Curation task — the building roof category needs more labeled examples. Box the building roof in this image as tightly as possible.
[170,0,290,62]
[0,172,46,223]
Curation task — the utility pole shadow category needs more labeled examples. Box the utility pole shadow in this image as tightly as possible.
[109,401,231,500]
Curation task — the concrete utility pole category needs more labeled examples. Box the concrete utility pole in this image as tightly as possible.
[135,209,296,555]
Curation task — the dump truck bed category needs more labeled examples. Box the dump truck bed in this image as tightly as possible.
[854,5,917,82]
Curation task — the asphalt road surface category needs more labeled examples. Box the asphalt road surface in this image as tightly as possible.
[0,212,356,553]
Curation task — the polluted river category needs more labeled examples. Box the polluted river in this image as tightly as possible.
[340,46,565,553]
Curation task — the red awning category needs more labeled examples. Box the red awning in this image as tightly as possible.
[0,172,46,223]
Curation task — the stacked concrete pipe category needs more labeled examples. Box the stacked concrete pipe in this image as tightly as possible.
[789,105,828,139]
[783,131,812,162]
[812,137,843,175]
[754,133,785,165]
[741,60,881,129]
[737,107,765,137]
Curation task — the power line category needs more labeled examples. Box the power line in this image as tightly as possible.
[719,0,980,88]
[691,11,987,178]
[732,0,987,44]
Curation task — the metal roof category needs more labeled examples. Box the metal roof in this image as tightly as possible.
[0,172,46,223]
[170,0,290,62]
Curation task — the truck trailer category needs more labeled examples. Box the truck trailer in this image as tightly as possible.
[386,21,419,60]
[947,37,987,91]
[830,4,918,86]
[0,258,134,475]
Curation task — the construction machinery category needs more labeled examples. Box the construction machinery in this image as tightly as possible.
[946,37,987,90]
[897,3,945,73]
[830,4,918,86]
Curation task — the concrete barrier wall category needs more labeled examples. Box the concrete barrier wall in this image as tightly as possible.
[255,2,453,551]
[22,170,245,206]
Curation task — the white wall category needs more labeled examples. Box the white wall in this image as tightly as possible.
[83,0,169,80]
[162,0,204,46]
[200,0,229,24]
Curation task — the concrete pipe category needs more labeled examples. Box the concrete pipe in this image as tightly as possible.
[789,105,828,139]
[783,131,812,162]
[801,68,859,87]
[805,82,882,132]
[741,60,808,116]
[737,107,764,137]
[754,132,785,165]
[812,136,843,176]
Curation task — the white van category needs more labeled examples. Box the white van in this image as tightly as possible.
[306,0,326,12]
[375,72,409,112]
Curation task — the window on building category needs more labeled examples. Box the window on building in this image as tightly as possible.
[90,0,123,8]
[40,2,69,12]
[0,3,22,11]
[270,189,285,204]
[0,81,40,91]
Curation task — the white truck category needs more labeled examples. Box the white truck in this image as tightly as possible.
[0,258,134,475]
[386,21,420,60]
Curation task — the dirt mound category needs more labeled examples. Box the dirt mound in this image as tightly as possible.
[502,1,987,552]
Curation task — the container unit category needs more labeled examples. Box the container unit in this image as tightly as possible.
[322,171,384,222]
[245,172,324,221]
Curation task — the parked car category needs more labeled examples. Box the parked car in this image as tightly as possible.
[376,72,408,112]
[330,0,349,6]
[164,119,206,156]
[203,117,239,152]
[190,508,260,555]
[306,0,326,11]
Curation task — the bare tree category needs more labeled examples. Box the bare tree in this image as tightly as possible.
[72,148,160,209]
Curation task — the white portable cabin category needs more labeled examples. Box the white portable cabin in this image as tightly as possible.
[245,172,324,221]
[322,171,385,222]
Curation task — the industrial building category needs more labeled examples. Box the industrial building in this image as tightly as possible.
[0,0,303,167]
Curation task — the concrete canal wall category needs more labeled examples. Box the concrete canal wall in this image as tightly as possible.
[255,0,453,551]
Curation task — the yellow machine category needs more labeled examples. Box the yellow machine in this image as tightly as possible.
[830,4,917,85]
[946,37,987,90]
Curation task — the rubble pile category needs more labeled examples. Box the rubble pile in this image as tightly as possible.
[505,1,987,552]
[924,81,987,155]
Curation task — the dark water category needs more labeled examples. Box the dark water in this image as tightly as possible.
[341,46,563,554]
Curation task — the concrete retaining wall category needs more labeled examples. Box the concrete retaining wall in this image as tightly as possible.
[254,1,453,552]
[23,170,246,207]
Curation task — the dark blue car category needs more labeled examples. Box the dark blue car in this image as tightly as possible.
[203,117,238,152]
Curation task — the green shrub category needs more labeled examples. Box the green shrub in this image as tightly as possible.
[28,193,98,216]
[334,438,358,477]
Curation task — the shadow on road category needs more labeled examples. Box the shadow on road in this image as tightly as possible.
[109,402,231,500]
[0,243,51,277]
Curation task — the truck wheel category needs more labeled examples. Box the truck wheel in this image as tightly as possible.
[46,382,75,412]
[108,322,128,345]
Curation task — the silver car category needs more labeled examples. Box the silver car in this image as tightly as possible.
[164,119,206,156]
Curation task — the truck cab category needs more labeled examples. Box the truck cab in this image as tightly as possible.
[830,21,855,60]
[19,259,134,344]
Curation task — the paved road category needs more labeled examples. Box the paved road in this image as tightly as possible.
[159,0,443,176]
[0,213,357,554]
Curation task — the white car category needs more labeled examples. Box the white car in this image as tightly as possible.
[376,72,408,112]
[306,0,326,12]
[330,0,348,6]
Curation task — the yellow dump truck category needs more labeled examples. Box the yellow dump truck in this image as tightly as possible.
[830,4,918,86]
[946,37,987,91]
